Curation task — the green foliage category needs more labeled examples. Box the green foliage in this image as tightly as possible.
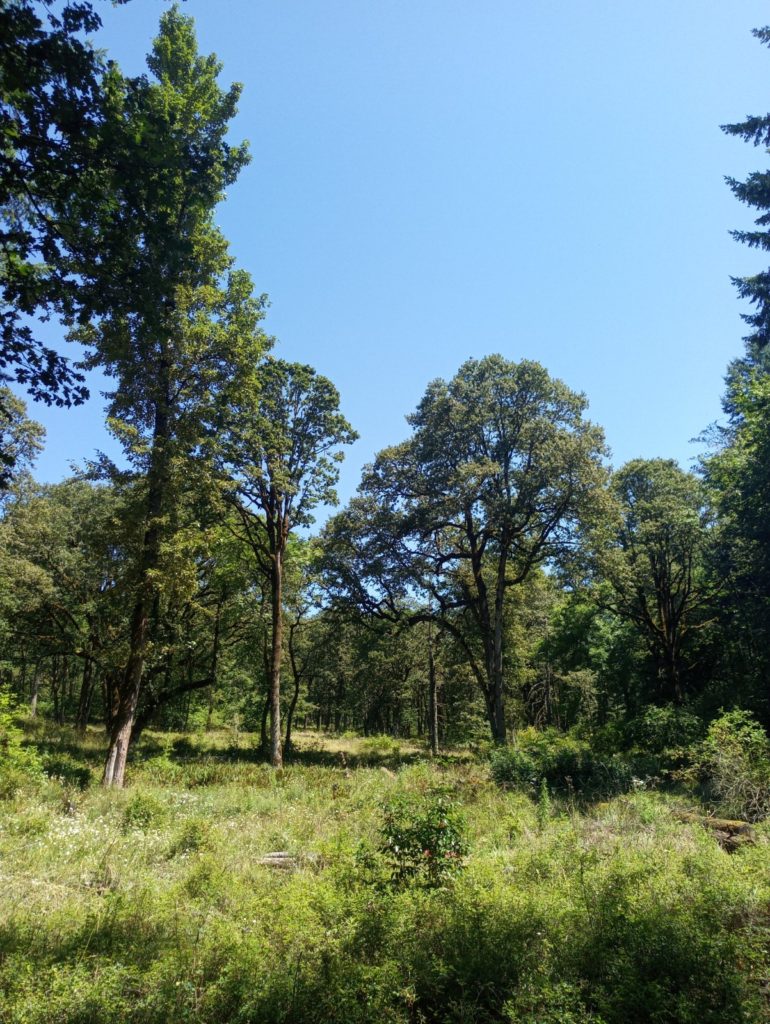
[323,354,609,744]
[697,710,770,822]
[625,704,704,754]
[122,790,168,831]
[0,689,41,796]
[0,731,768,1024]
[357,734,403,765]
[592,458,713,705]
[379,792,468,888]
[490,729,631,798]
[0,389,44,494]
[722,29,770,354]
[0,0,101,407]
[41,751,92,790]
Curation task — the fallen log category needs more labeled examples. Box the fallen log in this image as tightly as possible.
[256,851,323,871]
[675,811,755,852]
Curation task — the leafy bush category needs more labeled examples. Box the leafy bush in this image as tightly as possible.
[122,790,168,831]
[626,704,704,754]
[379,792,468,887]
[0,689,42,797]
[697,709,770,822]
[356,734,402,765]
[490,729,631,798]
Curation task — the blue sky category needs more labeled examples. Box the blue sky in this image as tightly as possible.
[20,0,770,518]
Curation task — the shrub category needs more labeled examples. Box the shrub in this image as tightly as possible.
[490,729,631,799]
[0,689,42,797]
[379,792,468,887]
[122,790,168,831]
[625,704,703,754]
[698,709,770,822]
[357,735,402,765]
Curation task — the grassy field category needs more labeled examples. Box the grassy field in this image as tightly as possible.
[1,726,769,1023]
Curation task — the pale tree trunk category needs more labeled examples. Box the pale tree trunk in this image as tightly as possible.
[284,671,301,757]
[269,550,284,768]
[29,664,40,718]
[427,622,439,756]
[284,621,304,756]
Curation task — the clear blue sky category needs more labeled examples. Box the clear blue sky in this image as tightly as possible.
[20,0,770,517]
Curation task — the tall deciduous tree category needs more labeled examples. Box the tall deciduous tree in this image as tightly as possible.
[325,355,607,744]
[593,459,714,705]
[0,387,44,494]
[0,0,145,409]
[218,358,357,767]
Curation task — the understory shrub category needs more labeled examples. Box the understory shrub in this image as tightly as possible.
[356,734,403,765]
[490,729,631,798]
[697,709,770,822]
[0,689,42,797]
[379,792,468,887]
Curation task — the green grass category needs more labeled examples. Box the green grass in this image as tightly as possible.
[1,725,768,1023]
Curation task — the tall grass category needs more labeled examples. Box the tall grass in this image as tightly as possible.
[0,725,768,1023]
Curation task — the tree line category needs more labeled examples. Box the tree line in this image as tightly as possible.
[2,3,770,785]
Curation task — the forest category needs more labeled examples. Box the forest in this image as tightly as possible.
[1,3,770,1023]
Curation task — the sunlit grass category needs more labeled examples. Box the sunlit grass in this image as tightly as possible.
[1,725,768,1023]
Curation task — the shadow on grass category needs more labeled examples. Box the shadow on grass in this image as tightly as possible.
[21,720,468,784]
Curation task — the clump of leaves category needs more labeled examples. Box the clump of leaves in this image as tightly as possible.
[379,792,468,888]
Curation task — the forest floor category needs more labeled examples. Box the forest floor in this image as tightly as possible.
[1,725,769,1023]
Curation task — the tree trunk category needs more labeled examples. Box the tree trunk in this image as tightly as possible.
[284,672,301,756]
[76,656,96,733]
[285,623,303,756]
[103,596,148,786]
[206,597,223,731]
[29,664,40,718]
[51,655,62,725]
[102,385,169,787]
[260,690,270,755]
[427,623,439,756]
[269,551,284,768]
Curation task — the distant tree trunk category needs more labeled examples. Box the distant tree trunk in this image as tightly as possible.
[29,663,40,718]
[51,655,65,725]
[269,550,284,768]
[205,597,223,731]
[260,691,270,756]
[428,623,439,757]
[76,656,96,733]
[284,624,300,756]
[284,673,301,756]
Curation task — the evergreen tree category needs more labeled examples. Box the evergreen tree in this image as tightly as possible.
[70,7,268,786]
[722,26,770,362]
